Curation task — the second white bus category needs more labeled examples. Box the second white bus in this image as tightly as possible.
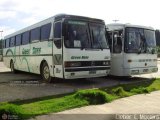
[106,23,158,76]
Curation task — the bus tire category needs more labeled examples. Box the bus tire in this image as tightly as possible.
[41,62,52,83]
[10,60,17,73]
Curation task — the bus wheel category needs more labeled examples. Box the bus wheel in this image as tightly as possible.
[10,61,17,73]
[41,62,52,83]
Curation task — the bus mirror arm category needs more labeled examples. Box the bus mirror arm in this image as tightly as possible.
[138,48,142,54]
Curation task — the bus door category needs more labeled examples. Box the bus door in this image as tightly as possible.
[109,30,123,75]
[53,21,63,78]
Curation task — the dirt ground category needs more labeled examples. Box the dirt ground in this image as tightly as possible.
[0,62,159,102]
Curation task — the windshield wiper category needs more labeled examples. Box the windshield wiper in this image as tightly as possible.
[97,30,103,51]
[81,30,89,50]
[138,32,147,54]
[98,41,103,50]
[91,30,103,50]
[138,48,142,54]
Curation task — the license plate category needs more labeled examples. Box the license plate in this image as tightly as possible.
[89,70,96,74]
[143,69,148,72]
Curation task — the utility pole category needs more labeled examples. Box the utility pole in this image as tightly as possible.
[113,20,119,23]
[0,30,3,39]
[0,30,3,61]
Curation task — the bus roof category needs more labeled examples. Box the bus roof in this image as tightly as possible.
[106,23,154,31]
[5,14,104,39]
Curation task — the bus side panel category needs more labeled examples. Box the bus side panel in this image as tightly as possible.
[18,44,31,72]
[109,53,124,76]
[29,41,53,75]
[15,41,53,75]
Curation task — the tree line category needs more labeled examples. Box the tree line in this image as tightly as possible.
[155,30,160,46]
[0,40,2,54]
[0,40,2,49]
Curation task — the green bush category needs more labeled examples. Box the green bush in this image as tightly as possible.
[0,104,24,119]
[157,46,160,54]
[74,89,113,105]
[111,87,131,97]
[130,87,149,94]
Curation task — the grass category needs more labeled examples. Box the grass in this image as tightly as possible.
[0,95,89,119]
[75,89,116,104]
[0,78,160,119]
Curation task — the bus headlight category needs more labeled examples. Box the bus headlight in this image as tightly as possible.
[152,68,158,72]
[153,59,157,62]
[65,61,81,67]
[103,61,110,66]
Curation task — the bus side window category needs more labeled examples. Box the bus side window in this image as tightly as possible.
[113,31,122,53]
[22,31,30,45]
[54,22,62,49]
[16,34,21,46]
[31,27,40,42]
[41,23,51,41]
[10,37,15,47]
[6,38,10,48]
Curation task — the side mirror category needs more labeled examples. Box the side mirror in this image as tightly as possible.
[54,38,61,49]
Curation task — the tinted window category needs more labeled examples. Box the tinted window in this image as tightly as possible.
[41,23,51,41]
[64,21,90,48]
[16,34,21,46]
[22,31,30,45]
[10,37,15,47]
[54,22,61,38]
[144,30,156,47]
[90,24,109,49]
[125,28,145,53]
[6,38,10,48]
[31,27,40,41]
[113,31,122,53]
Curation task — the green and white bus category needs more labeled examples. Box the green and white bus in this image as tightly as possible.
[3,14,111,82]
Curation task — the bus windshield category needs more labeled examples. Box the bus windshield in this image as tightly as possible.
[64,20,109,49]
[64,21,90,48]
[125,27,156,54]
[90,24,109,49]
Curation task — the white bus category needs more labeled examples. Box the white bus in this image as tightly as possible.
[3,14,111,82]
[106,23,158,76]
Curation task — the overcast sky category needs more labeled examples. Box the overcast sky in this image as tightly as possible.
[0,0,160,37]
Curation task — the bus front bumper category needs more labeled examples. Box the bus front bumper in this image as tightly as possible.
[64,67,110,79]
[124,66,158,76]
